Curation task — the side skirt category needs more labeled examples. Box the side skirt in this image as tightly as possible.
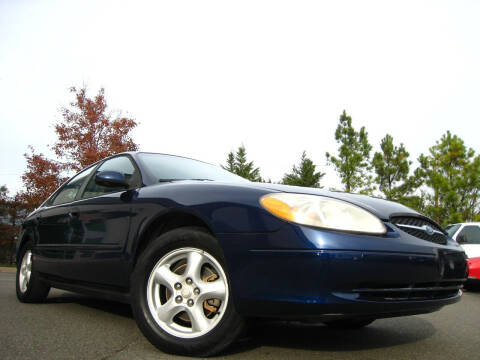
[39,272,131,304]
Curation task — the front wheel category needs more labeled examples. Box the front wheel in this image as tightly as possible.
[131,227,245,356]
[16,241,50,303]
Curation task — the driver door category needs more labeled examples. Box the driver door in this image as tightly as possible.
[65,155,141,288]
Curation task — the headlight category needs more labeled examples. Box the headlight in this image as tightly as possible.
[260,193,386,235]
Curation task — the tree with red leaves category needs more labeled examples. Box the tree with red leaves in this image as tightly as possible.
[19,147,66,211]
[55,87,138,172]
[19,86,138,211]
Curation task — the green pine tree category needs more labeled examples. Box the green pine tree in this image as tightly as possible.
[223,152,235,173]
[222,145,262,182]
[282,151,325,188]
[416,131,480,225]
[372,134,411,200]
[326,110,373,193]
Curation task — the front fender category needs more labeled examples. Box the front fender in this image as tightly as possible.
[16,223,36,264]
[134,182,285,234]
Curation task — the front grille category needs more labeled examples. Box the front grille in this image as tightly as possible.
[352,280,463,301]
[391,216,447,245]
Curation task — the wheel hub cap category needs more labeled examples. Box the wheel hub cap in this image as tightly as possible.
[181,287,192,298]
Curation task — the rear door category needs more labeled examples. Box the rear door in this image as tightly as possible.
[34,165,97,277]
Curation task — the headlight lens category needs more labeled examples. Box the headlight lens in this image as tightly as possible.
[260,193,386,235]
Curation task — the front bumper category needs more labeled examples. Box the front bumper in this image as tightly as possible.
[218,223,467,319]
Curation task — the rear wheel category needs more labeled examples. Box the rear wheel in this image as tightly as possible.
[325,318,375,329]
[16,241,50,303]
[131,227,245,356]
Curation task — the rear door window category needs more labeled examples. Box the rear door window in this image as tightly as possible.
[457,226,480,245]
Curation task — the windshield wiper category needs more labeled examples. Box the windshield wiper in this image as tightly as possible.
[158,179,184,183]
[158,178,213,183]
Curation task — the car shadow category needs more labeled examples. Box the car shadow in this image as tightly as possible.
[464,284,480,292]
[43,291,133,318]
[224,317,436,355]
[43,291,436,355]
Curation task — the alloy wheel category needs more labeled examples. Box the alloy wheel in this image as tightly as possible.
[146,247,229,338]
[19,250,32,293]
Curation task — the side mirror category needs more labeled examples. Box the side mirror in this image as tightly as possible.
[457,234,467,244]
[95,171,128,188]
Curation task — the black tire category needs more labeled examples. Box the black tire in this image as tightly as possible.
[325,318,375,329]
[16,241,50,303]
[464,281,480,291]
[131,227,245,357]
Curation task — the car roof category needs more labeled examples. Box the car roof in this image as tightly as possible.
[449,222,480,226]
[122,151,213,165]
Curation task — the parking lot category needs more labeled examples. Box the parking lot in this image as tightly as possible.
[1,271,479,360]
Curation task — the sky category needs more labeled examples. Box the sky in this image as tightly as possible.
[1,0,479,194]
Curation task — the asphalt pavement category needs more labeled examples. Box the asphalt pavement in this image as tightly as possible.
[1,271,479,360]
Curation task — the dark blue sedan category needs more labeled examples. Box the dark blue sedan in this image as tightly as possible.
[16,152,467,356]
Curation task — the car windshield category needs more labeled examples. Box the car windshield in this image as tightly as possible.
[444,224,461,237]
[137,153,249,183]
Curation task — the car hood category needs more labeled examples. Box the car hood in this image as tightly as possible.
[249,182,421,221]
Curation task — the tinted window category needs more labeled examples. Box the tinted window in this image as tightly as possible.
[137,153,248,183]
[51,166,96,206]
[457,226,480,245]
[82,156,138,199]
[445,224,461,238]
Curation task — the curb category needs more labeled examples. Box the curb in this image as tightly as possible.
[0,267,16,273]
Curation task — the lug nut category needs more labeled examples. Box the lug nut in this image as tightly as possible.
[174,282,182,290]
[175,295,182,303]
[194,288,200,295]
[187,299,194,307]
[186,278,193,285]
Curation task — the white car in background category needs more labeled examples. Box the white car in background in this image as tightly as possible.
[445,223,480,258]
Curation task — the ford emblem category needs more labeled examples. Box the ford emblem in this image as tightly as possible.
[424,225,434,236]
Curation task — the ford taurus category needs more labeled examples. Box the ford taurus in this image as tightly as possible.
[16,152,468,356]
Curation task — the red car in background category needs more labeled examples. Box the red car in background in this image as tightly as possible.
[466,257,480,290]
